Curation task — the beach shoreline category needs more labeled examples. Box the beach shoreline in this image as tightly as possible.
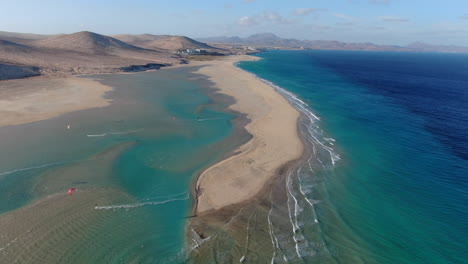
[189,55,304,214]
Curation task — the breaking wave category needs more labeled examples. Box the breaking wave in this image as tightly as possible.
[248,73,339,261]
[254,75,340,166]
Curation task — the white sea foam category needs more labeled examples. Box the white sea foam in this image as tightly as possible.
[244,69,341,259]
[286,172,302,258]
[87,129,143,137]
[0,161,68,177]
[87,133,107,137]
[251,74,341,167]
[307,156,314,172]
[267,206,278,264]
[190,227,211,251]
[240,211,256,262]
[110,129,143,135]
[297,170,319,223]
[94,194,188,210]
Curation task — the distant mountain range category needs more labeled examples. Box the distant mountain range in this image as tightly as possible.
[3,30,468,80]
[198,33,468,53]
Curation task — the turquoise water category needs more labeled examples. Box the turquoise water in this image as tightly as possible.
[3,53,467,263]
[0,67,243,263]
[239,50,467,263]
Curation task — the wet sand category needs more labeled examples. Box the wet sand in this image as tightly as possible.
[0,77,112,127]
[0,142,137,263]
[192,55,304,213]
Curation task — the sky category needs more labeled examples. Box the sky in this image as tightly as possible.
[1,0,468,46]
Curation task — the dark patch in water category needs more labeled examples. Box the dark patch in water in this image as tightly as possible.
[120,63,167,72]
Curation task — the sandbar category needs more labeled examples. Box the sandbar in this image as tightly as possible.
[193,55,304,213]
[0,77,112,127]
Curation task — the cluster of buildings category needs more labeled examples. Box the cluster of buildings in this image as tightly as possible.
[175,48,209,55]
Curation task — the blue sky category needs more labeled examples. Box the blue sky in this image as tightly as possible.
[1,0,468,45]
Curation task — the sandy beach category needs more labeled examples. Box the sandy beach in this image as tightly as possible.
[0,77,112,127]
[193,55,304,213]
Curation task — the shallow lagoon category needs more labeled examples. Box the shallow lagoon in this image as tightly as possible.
[0,67,244,263]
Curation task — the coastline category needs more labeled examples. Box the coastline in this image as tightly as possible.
[0,55,306,262]
[190,55,304,214]
[0,54,304,216]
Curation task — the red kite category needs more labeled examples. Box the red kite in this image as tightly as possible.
[68,188,76,196]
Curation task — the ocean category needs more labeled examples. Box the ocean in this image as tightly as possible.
[2,51,467,263]
[238,50,468,263]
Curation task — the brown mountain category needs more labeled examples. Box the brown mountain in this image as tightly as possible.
[0,40,34,52]
[33,31,145,55]
[111,34,167,44]
[0,31,51,45]
[0,31,183,79]
[112,34,227,53]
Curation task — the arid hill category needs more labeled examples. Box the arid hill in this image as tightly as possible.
[0,31,51,45]
[0,40,34,53]
[111,34,168,44]
[112,34,227,53]
[34,31,141,55]
[0,31,182,79]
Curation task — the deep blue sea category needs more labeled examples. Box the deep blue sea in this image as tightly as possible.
[239,50,468,263]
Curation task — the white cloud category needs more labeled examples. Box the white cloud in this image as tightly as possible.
[261,10,285,23]
[238,10,288,26]
[292,8,326,16]
[238,16,257,26]
[460,14,468,20]
[224,3,233,9]
[243,0,256,3]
